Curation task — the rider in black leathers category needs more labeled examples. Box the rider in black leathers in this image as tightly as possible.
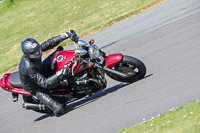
[19,30,78,116]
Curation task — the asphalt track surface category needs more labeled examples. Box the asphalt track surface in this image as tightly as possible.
[1,0,200,133]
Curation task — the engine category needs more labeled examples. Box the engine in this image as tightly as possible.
[68,71,94,97]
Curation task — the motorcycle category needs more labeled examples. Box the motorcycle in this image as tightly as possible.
[0,31,146,114]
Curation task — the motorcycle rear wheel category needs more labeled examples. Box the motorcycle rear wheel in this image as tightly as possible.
[106,55,146,82]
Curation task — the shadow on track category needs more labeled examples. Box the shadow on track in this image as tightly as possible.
[34,83,129,121]
[34,74,153,121]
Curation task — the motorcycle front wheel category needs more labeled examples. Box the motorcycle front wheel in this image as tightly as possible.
[106,55,146,82]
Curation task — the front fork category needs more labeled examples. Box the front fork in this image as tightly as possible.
[94,63,127,77]
[94,53,126,77]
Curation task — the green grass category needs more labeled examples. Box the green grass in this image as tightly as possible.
[117,100,200,133]
[0,0,164,74]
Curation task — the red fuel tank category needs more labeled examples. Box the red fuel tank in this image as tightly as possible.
[51,50,75,73]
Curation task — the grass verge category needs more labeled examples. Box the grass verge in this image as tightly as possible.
[0,0,165,74]
[117,100,200,133]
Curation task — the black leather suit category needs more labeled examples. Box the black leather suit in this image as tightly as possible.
[19,35,67,93]
[19,35,68,114]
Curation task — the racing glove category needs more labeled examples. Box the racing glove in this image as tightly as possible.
[56,67,71,79]
[61,30,79,43]
[69,30,79,43]
[60,32,70,39]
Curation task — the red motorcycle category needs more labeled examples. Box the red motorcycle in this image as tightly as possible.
[0,32,146,114]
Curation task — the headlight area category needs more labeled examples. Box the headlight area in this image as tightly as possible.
[88,45,100,59]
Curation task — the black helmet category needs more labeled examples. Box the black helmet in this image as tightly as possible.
[21,38,42,60]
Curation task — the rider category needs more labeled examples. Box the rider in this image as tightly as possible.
[19,30,78,116]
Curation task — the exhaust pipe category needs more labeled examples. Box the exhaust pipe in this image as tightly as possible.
[22,103,46,110]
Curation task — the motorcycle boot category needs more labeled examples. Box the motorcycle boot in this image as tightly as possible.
[36,91,64,116]
[48,98,64,116]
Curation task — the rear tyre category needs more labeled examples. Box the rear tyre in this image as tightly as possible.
[106,55,146,82]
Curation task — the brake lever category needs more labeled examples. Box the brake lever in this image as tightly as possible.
[76,28,80,38]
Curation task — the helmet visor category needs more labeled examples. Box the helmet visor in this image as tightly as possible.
[29,49,40,56]
[28,46,42,60]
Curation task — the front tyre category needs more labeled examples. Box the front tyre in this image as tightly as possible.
[106,55,146,82]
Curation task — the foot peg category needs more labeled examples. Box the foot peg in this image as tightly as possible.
[12,93,19,102]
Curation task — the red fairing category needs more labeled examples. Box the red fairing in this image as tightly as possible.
[105,54,123,68]
[0,73,31,96]
[51,50,75,73]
